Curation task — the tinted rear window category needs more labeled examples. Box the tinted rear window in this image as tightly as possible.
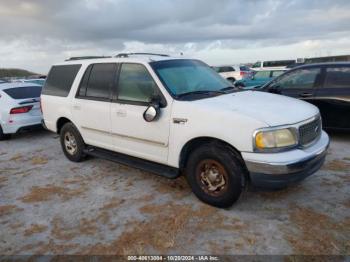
[325,67,350,88]
[42,64,81,97]
[85,63,116,99]
[3,86,42,99]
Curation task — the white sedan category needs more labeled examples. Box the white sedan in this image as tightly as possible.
[0,82,43,140]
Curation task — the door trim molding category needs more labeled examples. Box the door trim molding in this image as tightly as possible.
[81,126,168,147]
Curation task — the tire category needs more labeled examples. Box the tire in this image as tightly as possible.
[0,125,11,141]
[185,143,245,208]
[227,77,236,84]
[60,122,86,162]
[235,82,245,89]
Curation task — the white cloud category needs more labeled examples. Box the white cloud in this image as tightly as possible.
[0,0,349,73]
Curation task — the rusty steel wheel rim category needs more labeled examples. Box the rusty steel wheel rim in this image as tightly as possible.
[195,159,228,197]
[64,131,77,155]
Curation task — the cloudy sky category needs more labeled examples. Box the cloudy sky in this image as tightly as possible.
[1,0,350,74]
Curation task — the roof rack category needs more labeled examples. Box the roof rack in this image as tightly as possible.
[65,56,112,61]
[115,53,169,58]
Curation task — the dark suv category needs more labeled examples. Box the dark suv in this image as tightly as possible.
[262,62,350,130]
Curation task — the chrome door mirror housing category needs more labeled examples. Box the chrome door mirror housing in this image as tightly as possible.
[143,104,160,122]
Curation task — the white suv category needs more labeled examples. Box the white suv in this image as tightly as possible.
[41,53,329,208]
[212,65,252,83]
[0,82,42,140]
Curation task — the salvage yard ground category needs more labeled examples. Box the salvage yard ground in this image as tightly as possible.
[0,130,349,255]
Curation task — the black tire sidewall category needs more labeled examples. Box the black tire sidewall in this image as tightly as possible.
[60,123,85,162]
[185,144,244,208]
[0,125,10,141]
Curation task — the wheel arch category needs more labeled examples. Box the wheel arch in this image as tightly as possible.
[56,117,72,134]
[179,136,247,172]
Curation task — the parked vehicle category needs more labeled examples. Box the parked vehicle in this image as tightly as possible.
[41,54,329,208]
[24,79,46,86]
[235,69,287,89]
[252,60,295,70]
[0,83,43,140]
[212,65,253,83]
[262,62,350,130]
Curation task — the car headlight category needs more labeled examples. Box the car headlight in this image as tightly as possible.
[254,128,298,152]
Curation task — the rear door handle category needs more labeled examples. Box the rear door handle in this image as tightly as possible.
[299,92,313,98]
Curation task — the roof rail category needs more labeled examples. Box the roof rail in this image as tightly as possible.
[115,53,169,58]
[65,56,112,61]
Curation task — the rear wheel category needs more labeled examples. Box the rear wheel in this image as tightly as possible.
[0,125,11,141]
[185,143,245,208]
[60,122,86,162]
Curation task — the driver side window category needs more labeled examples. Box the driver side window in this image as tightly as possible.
[276,68,321,89]
[117,63,158,103]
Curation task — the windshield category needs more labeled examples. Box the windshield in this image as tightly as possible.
[150,59,232,99]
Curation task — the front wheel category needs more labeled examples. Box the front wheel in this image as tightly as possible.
[185,144,245,208]
[60,122,86,162]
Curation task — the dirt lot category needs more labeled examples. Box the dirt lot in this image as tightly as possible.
[0,129,349,255]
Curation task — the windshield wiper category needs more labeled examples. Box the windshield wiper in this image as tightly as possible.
[219,86,236,92]
[176,90,226,99]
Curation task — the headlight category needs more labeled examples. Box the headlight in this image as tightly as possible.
[254,128,297,151]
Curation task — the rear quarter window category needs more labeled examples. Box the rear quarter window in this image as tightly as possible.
[42,64,81,97]
[325,67,350,88]
[3,85,42,99]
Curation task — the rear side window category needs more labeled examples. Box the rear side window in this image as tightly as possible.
[276,68,321,89]
[325,67,350,88]
[271,70,285,77]
[42,64,81,97]
[255,71,271,78]
[219,66,234,73]
[83,63,117,99]
[3,86,42,99]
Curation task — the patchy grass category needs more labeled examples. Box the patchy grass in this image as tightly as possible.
[81,202,250,255]
[0,205,21,217]
[19,184,85,203]
[30,156,48,165]
[324,159,350,172]
[285,205,350,255]
[51,209,111,242]
[9,153,23,162]
[100,197,125,210]
[24,224,48,237]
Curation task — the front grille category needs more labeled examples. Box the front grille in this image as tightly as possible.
[299,116,322,146]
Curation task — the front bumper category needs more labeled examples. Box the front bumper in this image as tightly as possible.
[242,131,330,189]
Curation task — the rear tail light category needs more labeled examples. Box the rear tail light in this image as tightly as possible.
[240,71,246,76]
[10,105,33,114]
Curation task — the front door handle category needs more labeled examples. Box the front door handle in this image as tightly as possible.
[299,92,312,98]
[116,110,127,117]
[73,105,81,110]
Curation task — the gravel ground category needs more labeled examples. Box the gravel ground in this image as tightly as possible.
[0,129,349,255]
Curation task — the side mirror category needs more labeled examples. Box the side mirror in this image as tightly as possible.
[268,84,281,94]
[143,104,160,122]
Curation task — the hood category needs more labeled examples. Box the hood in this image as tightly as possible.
[192,91,319,127]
